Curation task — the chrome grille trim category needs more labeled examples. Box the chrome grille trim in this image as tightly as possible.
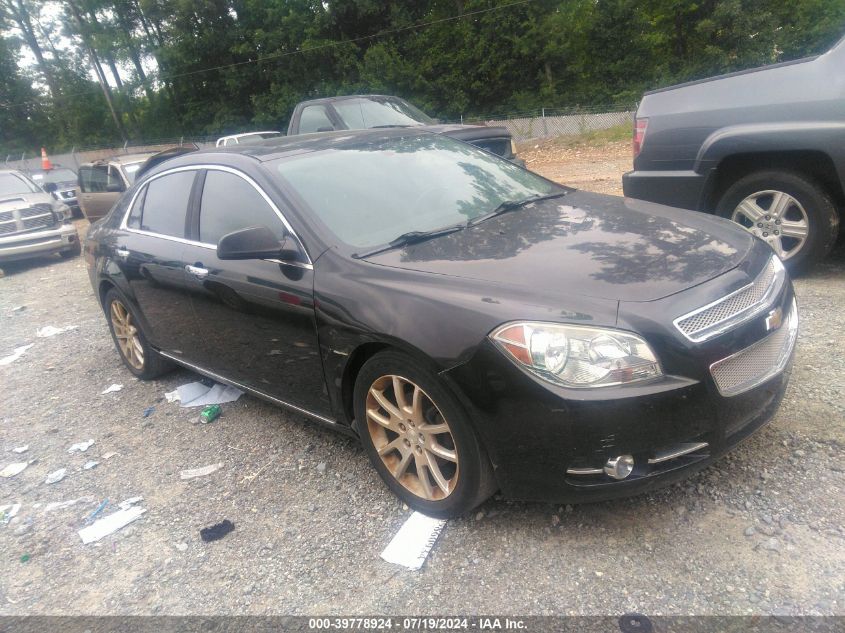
[648,442,709,464]
[0,204,57,236]
[710,298,798,397]
[674,257,785,342]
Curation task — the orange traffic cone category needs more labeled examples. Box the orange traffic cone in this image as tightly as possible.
[41,147,53,170]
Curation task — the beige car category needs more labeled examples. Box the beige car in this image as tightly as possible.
[77,153,152,222]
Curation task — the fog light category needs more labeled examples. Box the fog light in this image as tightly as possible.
[604,455,634,480]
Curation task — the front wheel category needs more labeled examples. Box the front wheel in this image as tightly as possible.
[717,170,839,273]
[354,350,496,518]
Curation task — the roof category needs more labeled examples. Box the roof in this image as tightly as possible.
[205,127,432,162]
[86,152,156,166]
[297,94,400,106]
[218,131,281,139]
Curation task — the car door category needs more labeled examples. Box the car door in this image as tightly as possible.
[112,169,199,354]
[78,164,124,222]
[180,167,331,416]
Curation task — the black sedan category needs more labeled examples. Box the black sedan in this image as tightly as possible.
[85,130,798,518]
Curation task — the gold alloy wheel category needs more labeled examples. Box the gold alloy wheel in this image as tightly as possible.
[366,375,459,501]
[110,299,144,370]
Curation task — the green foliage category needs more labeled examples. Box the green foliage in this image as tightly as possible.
[1,0,843,152]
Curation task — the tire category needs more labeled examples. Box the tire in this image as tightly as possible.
[354,350,497,518]
[103,288,173,380]
[59,238,82,259]
[716,170,840,274]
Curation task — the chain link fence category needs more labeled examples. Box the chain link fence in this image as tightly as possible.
[3,107,635,173]
[465,108,635,141]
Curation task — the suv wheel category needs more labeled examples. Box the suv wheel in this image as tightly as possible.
[354,350,497,518]
[104,288,173,380]
[717,170,840,273]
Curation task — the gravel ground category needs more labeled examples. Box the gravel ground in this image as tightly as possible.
[1,157,844,616]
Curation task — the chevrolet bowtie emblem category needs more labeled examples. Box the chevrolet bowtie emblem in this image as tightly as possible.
[764,307,784,332]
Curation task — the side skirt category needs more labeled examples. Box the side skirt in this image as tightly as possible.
[157,350,356,438]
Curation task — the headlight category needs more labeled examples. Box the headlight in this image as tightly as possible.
[490,322,663,388]
[51,201,71,221]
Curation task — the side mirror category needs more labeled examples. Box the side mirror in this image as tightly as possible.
[106,182,125,193]
[217,225,287,260]
[43,182,58,193]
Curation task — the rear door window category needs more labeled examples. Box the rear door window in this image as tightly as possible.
[139,171,196,238]
[79,165,109,193]
[198,170,285,245]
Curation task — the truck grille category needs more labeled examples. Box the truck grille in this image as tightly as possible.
[0,204,57,236]
[471,138,510,157]
[710,299,798,397]
[674,257,783,342]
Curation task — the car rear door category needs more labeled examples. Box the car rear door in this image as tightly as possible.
[113,169,199,354]
[180,167,331,416]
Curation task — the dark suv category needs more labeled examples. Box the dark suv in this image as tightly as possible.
[623,35,845,272]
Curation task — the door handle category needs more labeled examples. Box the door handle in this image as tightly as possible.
[115,247,130,259]
[185,264,209,280]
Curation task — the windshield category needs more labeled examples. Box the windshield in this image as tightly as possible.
[333,97,435,130]
[123,162,143,184]
[270,134,558,249]
[31,168,77,184]
[0,172,40,196]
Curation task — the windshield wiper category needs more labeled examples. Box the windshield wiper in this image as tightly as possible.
[353,223,466,258]
[468,191,569,227]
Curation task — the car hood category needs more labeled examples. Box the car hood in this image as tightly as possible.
[0,191,56,209]
[363,190,755,302]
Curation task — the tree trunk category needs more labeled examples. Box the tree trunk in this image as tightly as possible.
[66,0,128,141]
[3,0,62,102]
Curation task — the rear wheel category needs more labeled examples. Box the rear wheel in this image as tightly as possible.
[354,350,496,518]
[717,170,839,273]
[103,288,173,379]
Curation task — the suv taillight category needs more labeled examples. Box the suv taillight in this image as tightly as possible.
[633,117,648,159]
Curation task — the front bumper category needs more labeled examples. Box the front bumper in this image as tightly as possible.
[0,223,80,262]
[443,271,796,503]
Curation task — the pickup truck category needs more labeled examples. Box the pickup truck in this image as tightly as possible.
[287,94,523,165]
[0,169,80,264]
[623,35,845,272]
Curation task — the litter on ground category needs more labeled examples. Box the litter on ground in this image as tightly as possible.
[86,500,108,523]
[180,462,224,480]
[167,381,244,408]
[200,519,235,542]
[36,325,79,338]
[118,496,143,510]
[0,462,30,478]
[0,503,21,523]
[67,440,94,454]
[142,406,155,418]
[101,452,118,460]
[101,384,123,395]
[83,460,99,470]
[380,511,447,571]
[0,344,34,366]
[78,506,146,544]
[12,445,29,453]
[45,468,67,484]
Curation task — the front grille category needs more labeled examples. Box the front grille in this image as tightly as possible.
[674,257,782,342]
[710,299,798,397]
[0,204,57,236]
[471,138,510,157]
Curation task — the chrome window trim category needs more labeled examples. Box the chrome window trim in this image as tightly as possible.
[648,442,709,464]
[672,256,785,343]
[119,163,314,269]
[158,351,336,425]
